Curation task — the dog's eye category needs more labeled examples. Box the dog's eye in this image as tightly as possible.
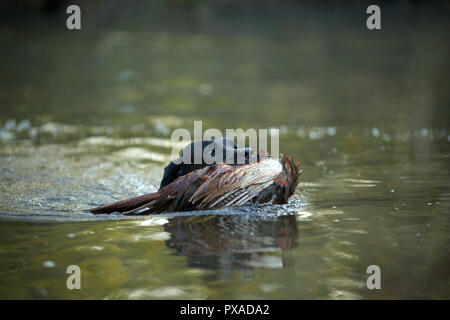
[210,149,215,156]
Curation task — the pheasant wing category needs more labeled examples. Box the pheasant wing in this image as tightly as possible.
[189,158,283,209]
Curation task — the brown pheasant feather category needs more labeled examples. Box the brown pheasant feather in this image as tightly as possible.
[90,152,301,215]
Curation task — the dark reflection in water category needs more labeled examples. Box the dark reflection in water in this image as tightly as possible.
[164,214,299,270]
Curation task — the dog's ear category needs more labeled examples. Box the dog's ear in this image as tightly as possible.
[159,161,181,190]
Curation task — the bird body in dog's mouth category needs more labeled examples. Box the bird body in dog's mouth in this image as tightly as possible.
[90,138,301,215]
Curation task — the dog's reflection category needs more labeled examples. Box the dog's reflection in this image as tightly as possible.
[163,213,299,271]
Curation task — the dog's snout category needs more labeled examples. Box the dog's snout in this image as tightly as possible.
[244,148,258,164]
[244,148,251,160]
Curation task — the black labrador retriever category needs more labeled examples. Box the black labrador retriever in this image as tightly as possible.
[159,137,257,189]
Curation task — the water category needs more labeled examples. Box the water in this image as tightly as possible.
[0,2,449,299]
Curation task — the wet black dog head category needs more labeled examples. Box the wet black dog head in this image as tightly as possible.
[159,137,257,189]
